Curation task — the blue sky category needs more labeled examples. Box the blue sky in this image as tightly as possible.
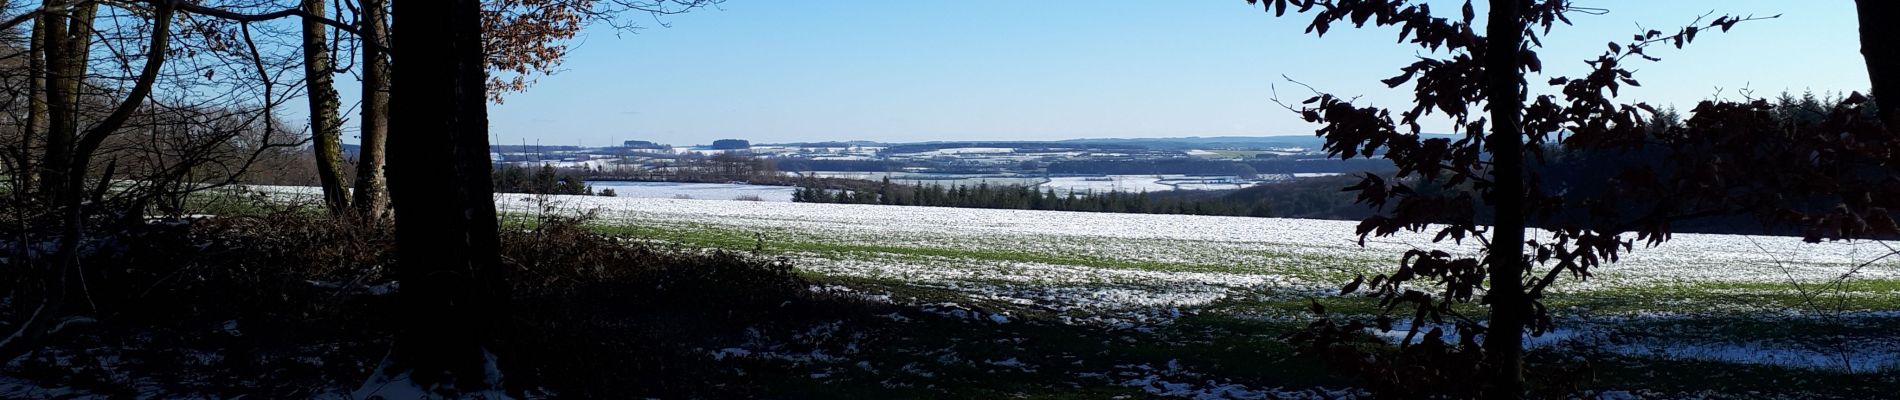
[479,1,1867,147]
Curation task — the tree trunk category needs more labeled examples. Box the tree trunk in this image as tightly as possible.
[351,0,391,221]
[52,1,93,199]
[1481,0,1528,398]
[302,0,350,214]
[40,0,96,206]
[35,0,73,201]
[387,0,505,391]
[19,12,45,194]
[1857,0,1900,127]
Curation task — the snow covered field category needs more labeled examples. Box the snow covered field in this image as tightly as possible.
[486,193,1900,372]
[1041,175,1185,194]
[798,171,1046,187]
[584,181,796,202]
[488,194,1898,295]
[251,186,1900,372]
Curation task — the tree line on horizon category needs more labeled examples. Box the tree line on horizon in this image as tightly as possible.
[492,164,595,196]
[791,177,1277,217]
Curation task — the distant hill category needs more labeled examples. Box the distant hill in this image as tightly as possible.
[1058,136,1326,150]
[722,135,1467,153]
[1059,134,1461,151]
[880,141,1145,154]
[777,134,1459,152]
[760,140,885,147]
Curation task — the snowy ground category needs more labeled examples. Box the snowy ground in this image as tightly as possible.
[1039,174,1334,193]
[797,171,1047,187]
[584,181,796,202]
[508,194,1900,373]
[1041,175,1192,194]
[482,194,1898,291]
[250,186,1900,375]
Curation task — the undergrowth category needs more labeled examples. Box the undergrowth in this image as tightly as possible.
[2,198,837,398]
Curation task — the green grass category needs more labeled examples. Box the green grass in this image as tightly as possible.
[1547,279,1900,315]
[1608,314,1900,343]
[1584,354,1900,397]
[590,219,1900,316]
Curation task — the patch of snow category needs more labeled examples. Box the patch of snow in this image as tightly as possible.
[346,349,513,400]
[710,348,752,361]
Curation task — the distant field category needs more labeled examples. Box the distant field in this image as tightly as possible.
[585,181,797,201]
[798,171,1304,193]
[799,171,1048,187]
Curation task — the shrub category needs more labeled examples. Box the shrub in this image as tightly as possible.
[490,211,815,396]
[0,209,403,397]
[3,201,817,397]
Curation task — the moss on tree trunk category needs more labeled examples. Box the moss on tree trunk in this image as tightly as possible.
[303,0,351,214]
[352,0,392,221]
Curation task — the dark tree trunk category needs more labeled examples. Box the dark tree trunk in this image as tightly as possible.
[1857,0,1900,126]
[1481,0,1528,398]
[35,0,73,201]
[19,13,44,193]
[351,0,391,221]
[43,1,95,205]
[387,0,505,391]
[37,0,97,207]
[302,0,350,214]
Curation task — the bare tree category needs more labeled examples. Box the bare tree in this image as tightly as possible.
[35,0,99,202]
[351,0,390,220]
[301,0,349,214]
[17,5,45,192]
[0,0,375,366]
[0,0,179,364]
